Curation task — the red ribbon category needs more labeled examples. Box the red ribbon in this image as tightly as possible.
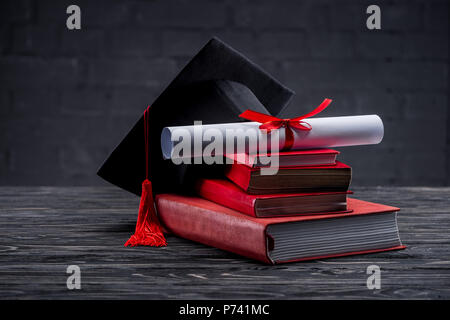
[239,98,332,150]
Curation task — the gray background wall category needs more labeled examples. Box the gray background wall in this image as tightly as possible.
[0,0,448,186]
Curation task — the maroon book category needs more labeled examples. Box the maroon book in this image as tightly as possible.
[195,178,352,217]
[225,161,352,194]
[156,194,405,264]
[224,148,339,168]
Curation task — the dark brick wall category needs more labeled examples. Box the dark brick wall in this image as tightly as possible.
[0,0,448,186]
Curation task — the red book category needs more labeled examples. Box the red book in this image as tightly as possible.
[225,148,339,168]
[195,178,352,217]
[225,161,352,194]
[156,195,405,264]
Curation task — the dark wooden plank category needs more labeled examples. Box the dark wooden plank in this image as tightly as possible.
[0,186,449,299]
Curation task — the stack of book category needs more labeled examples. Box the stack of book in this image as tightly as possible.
[96,38,404,263]
[200,149,351,217]
[155,149,404,264]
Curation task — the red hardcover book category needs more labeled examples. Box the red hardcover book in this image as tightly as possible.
[225,148,339,168]
[195,178,352,217]
[156,195,405,264]
[225,161,352,194]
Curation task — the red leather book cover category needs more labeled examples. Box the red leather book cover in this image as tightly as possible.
[195,178,352,217]
[156,195,405,264]
[225,161,351,193]
[225,148,339,168]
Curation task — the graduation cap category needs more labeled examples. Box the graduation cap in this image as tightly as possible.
[97,37,294,246]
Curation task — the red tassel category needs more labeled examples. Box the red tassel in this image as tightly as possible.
[124,179,167,247]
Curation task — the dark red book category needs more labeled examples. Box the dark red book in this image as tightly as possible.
[225,149,339,168]
[156,195,405,264]
[225,161,352,194]
[195,178,352,217]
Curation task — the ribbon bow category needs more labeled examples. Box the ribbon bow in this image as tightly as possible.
[239,98,332,150]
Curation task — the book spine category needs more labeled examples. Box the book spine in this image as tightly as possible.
[156,195,271,264]
[196,180,257,217]
[225,164,251,191]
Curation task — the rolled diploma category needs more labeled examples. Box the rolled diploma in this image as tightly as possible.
[161,115,384,160]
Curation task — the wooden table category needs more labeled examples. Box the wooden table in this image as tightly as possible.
[0,186,449,299]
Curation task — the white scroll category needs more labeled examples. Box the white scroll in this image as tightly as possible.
[161,115,384,160]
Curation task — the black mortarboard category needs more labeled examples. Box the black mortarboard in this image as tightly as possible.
[97,37,294,196]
